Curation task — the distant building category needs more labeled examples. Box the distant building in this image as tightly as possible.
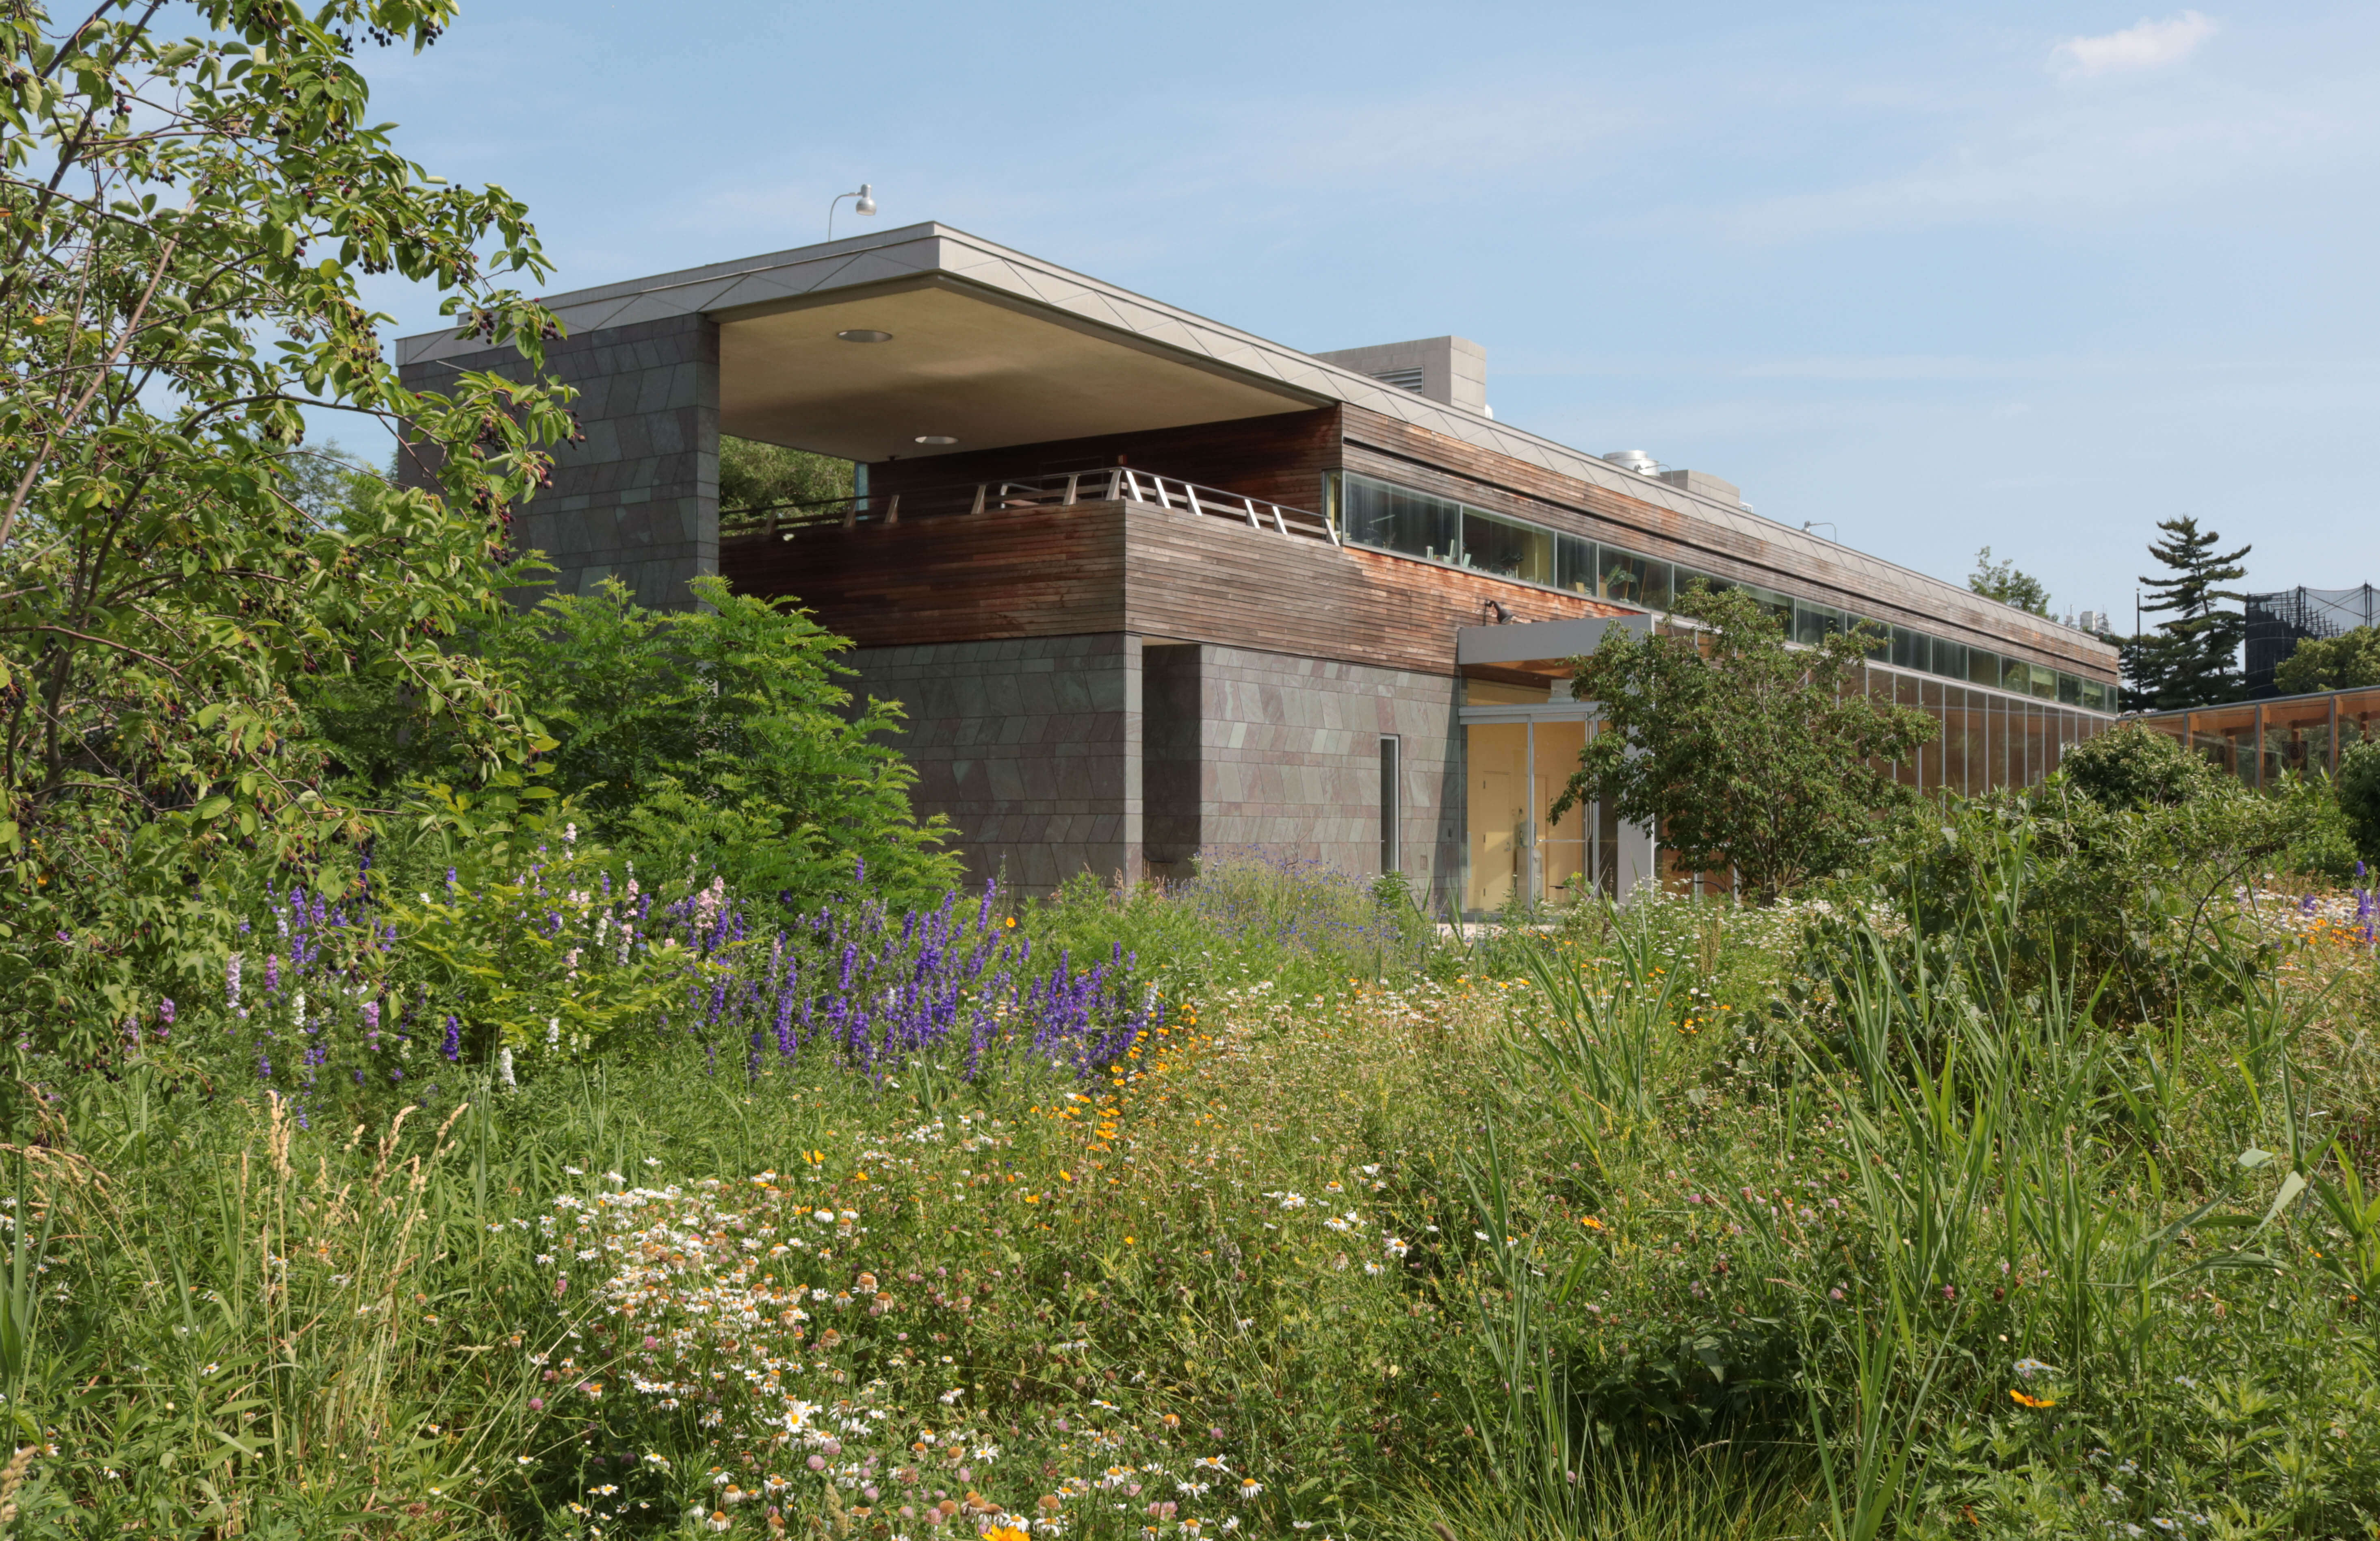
[399,224,2120,911]
[2245,587,2379,698]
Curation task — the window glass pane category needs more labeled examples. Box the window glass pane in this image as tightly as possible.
[2001,656,2029,694]
[1969,648,2001,689]
[1954,686,1980,795]
[2057,672,2082,706]
[1930,637,1968,680]
[1637,557,1673,610]
[2030,663,2057,701]
[1850,618,1889,659]
[1794,601,1841,646]
[1618,557,1680,610]
[1462,509,1554,585]
[1744,583,1794,628]
[1341,472,1462,563]
[1557,533,1596,595]
[1891,626,1925,671]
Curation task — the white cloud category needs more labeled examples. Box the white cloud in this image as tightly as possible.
[2050,11,2219,78]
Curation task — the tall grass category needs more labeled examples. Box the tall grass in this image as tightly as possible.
[4,834,2378,1537]
[1437,838,2380,1541]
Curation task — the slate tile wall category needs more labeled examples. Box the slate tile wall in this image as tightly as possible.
[397,314,719,611]
[842,634,1143,896]
[1190,644,1463,905]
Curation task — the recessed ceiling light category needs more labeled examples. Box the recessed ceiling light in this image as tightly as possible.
[836,329,893,343]
[914,434,958,446]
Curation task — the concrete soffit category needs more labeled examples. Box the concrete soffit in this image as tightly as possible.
[394,222,2112,667]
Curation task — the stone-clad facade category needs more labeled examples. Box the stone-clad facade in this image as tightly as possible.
[1148,643,1460,889]
[849,635,1460,902]
[842,635,1143,894]
[399,314,718,611]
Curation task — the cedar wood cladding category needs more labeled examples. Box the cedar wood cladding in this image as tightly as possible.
[738,401,2107,680]
[719,501,1629,677]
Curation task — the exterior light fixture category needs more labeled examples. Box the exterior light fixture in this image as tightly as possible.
[914,435,958,446]
[836,329,894,343]
[827,183,878,241]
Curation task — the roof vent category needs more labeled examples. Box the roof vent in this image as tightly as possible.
[1370,366,1427,394]
[1605,450,1661,475]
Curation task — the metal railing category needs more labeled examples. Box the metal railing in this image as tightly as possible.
[719,467,1340,546]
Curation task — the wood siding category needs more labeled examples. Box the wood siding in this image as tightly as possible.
[1124,503,1624,675]
[721,498,1626,674]
[729,401,2111,683]
[721,502,1126,646]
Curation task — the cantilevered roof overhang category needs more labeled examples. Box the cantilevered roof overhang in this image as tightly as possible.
[401,222,1345,464]
[395,223,2113,671]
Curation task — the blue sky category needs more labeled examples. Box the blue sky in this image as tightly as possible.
[352,1,2380,621]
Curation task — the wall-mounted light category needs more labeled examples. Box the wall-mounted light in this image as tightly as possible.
[914,435,958,446]
[827,183,878,241]
[836,329,893,343]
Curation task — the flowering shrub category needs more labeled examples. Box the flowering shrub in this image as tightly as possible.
[146,843,1152,1123]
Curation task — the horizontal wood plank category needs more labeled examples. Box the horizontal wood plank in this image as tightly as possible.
[722,498,1628,674]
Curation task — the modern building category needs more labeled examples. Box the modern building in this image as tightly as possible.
[397,223,2121,910]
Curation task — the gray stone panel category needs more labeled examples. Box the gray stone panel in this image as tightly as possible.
[396,314,719,611]
[843,634,1142,897]
[1165,643,1462,909]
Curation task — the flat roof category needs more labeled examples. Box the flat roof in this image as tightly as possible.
[398,221,2111,666]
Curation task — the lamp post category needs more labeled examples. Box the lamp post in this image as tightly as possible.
[827,184,877,241]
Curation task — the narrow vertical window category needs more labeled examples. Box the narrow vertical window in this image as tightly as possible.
[1379,735,1401,873]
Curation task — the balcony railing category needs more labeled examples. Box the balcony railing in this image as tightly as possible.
[719,468,1340,547]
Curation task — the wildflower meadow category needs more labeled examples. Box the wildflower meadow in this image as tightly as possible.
[0,829,2377,1540]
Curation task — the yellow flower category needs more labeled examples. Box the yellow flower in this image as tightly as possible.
[2009,1389,2055,1409]
[984,1528,1030,1541]
[1579,1215,1604,1230]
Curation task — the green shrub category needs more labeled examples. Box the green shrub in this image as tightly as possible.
[2343,740,2380,865]
[2056,721,2222,810]
[489,574,960,909]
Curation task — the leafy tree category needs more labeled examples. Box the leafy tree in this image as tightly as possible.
[2124,516,2250,710]
[1969,546,2052,617]
[0,0,572,1041]
[720,436,853,512]
[482,576,961,907]
[1551,583,1937,903]
[2275,626,2380,696]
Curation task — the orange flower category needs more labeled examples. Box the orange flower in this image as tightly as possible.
[1580,1215,1605,1230]
[2009,1389,2055,1409]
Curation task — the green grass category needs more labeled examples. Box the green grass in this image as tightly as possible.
[3,857,2378,1539]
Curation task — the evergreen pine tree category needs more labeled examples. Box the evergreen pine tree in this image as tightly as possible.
[2124,516,2250,710]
